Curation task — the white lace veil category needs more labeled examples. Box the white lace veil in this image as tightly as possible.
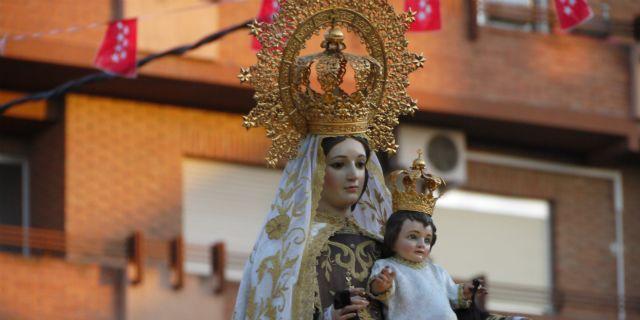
[233,134,392,320]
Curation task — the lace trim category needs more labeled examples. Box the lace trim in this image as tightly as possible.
[391,255,427,269]
[292,145,326,319]
[315,210,349,227]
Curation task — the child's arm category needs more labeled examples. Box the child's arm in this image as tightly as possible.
[367,261,395,304]
[435,264,472,309]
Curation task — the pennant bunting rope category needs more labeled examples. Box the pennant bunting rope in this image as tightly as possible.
[252,0,280,50]
[553,0,593,30]
[0,0,242,45]
[5,22,102,43]
[405,0,441,32]
[94,19,138,77]
[0,20,251,114]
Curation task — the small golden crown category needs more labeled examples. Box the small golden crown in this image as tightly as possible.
[292,24,381,135]
[389,150,446,216]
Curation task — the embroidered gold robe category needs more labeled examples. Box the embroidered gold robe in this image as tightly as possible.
[311,212,385,320]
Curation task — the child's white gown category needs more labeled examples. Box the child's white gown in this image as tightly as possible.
[369,257,469,320]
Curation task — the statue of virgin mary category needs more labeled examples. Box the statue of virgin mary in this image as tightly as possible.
[233,1,424,318]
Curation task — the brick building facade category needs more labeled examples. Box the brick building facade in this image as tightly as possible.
[1,0,639,319]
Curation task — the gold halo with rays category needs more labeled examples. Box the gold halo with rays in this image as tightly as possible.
[240,0,425,166]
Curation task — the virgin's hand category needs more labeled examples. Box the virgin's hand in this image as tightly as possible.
[332,288,369,320]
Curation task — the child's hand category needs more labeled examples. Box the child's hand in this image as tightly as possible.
[462,279,487,300]
[370,266,395,295]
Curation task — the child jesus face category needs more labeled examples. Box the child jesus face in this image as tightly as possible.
[393,219,433,263]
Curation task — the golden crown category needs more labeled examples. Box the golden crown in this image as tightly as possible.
[294,25,380,136]
[239,0,425,166]
[389,150,446,216]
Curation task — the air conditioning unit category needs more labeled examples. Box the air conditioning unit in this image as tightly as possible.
[393,125,467,187]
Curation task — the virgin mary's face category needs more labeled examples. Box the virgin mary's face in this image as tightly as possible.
[321,138,367,211]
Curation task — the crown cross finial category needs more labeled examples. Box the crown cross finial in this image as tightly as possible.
[412,149,426,171]
[321,24,346,52]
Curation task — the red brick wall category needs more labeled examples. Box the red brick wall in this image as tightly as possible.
[0,0,111,63]
[29,105,65,231]
[0,137,27,156]
[622,167,640,317]
[3,1,638,121]
[214,0,639,119]
[407,0,634,118]
[0,252,121,320]
[589,0,640,21]
[64,94,270,249]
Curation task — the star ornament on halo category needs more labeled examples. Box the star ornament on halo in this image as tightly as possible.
[553,0,593,30]
[237,67,252,83]
[94,18,137,78]
[405,0,441,32]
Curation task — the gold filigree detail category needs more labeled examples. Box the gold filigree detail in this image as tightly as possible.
[291,147,327,319]
[245,154,317,318]
[315,210,349,227]
[240,0,424,166]
[265,214,291,240]
[390,149,445,216]
[325,239,377,282]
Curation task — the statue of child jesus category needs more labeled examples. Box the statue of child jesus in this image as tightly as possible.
[367,151,530,320]
[368,210,474,320]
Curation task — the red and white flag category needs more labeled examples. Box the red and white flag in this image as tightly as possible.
[252,0,280,50]
[553,0,593,30]
[257,0,280,22]
[94,18,137,78]
[405,0,441,32]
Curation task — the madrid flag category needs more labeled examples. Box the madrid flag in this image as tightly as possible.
[554,0,593,30]
[94,18,137,78]
[252,0,280,50]
[257,0,280,22]
[405,0,441,32]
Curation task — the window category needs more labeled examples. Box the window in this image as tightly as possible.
[434,189,552,315]
[182,158,281,280]
[477,0,550,33]
[0,154,29,255]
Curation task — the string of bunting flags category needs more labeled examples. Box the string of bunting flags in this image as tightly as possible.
[1,0,594,113]
[0,20,251,114]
